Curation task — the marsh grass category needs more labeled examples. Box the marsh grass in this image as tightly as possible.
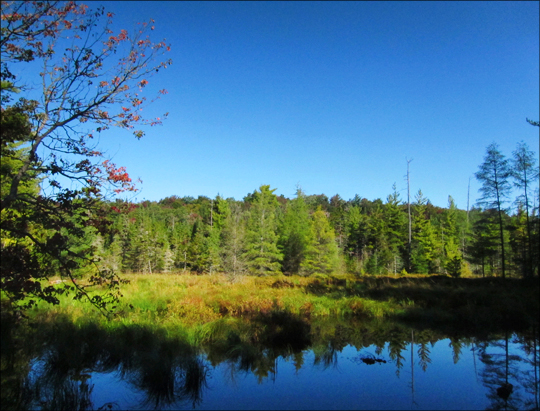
[9,273,538,339]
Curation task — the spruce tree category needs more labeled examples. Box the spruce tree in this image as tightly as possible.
[444,196,463,276]
[383,184,407,274]
[411,190,438,274]
[301,207,339,275]
[243,185,283,275]
[469,209,500,277]
[279,189,311,274]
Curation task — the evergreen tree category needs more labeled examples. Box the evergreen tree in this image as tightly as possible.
[186,220,210,273]
[279,189,311,275]
[365,205,390,274]
[328,194,347,249]
[301,207,339,275]
[344,205,368,274]
[469,209,501,277]
[411,190,439,274]
[383,184,407,274]
[206,227,221,274]
[243,185,282,275]
[221,201,247,280]
[444,196,463,276]
[475,143,512,278]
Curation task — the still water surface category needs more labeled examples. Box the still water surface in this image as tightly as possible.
[4,319,539,410]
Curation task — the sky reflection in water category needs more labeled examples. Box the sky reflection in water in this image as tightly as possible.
[22,328,538,411]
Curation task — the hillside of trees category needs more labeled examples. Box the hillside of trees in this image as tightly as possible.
[90,181,539,279]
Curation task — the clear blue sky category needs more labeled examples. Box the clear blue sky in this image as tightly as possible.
[81,2,540,208]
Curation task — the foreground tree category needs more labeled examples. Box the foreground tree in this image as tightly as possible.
[1,1,171,315]
[475,143,511,279]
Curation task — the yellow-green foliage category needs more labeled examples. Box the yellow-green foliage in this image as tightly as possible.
[21,273,538,336]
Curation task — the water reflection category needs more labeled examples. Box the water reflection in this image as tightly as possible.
[478,328,540,411]
[2,319,208,410]
[1,313,538,410]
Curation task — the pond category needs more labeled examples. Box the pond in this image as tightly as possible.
[1,316,539,410]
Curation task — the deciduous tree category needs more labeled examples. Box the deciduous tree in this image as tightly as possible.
[0,1,171,315]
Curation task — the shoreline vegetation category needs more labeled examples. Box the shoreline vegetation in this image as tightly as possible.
[8,272,538,342]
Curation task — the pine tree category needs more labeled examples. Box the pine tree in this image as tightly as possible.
[301,207,339,275]
[411,190,439,274]
[444,196,463,276]
[187,220,210,273]
[279,189,311,274]
[243,185,283,275]
[383,184,407,274]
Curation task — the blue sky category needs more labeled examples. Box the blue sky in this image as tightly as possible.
[42,2,540,208]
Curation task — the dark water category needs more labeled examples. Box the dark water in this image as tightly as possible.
[2,317,539,410]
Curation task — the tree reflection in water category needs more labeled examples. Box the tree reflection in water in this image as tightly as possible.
[2,318,208,410]
[478,327,540,411]
[1,313,539,410]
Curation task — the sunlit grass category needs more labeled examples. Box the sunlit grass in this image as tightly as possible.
[13,272,537,338]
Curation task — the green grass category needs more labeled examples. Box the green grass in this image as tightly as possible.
[10,272,536,338]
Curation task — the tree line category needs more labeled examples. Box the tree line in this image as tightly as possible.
[92,140,539,279]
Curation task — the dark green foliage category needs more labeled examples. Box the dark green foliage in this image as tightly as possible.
[446,256,462,278]
[468,209,501,277]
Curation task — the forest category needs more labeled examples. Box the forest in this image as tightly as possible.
[91,174,539,281]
